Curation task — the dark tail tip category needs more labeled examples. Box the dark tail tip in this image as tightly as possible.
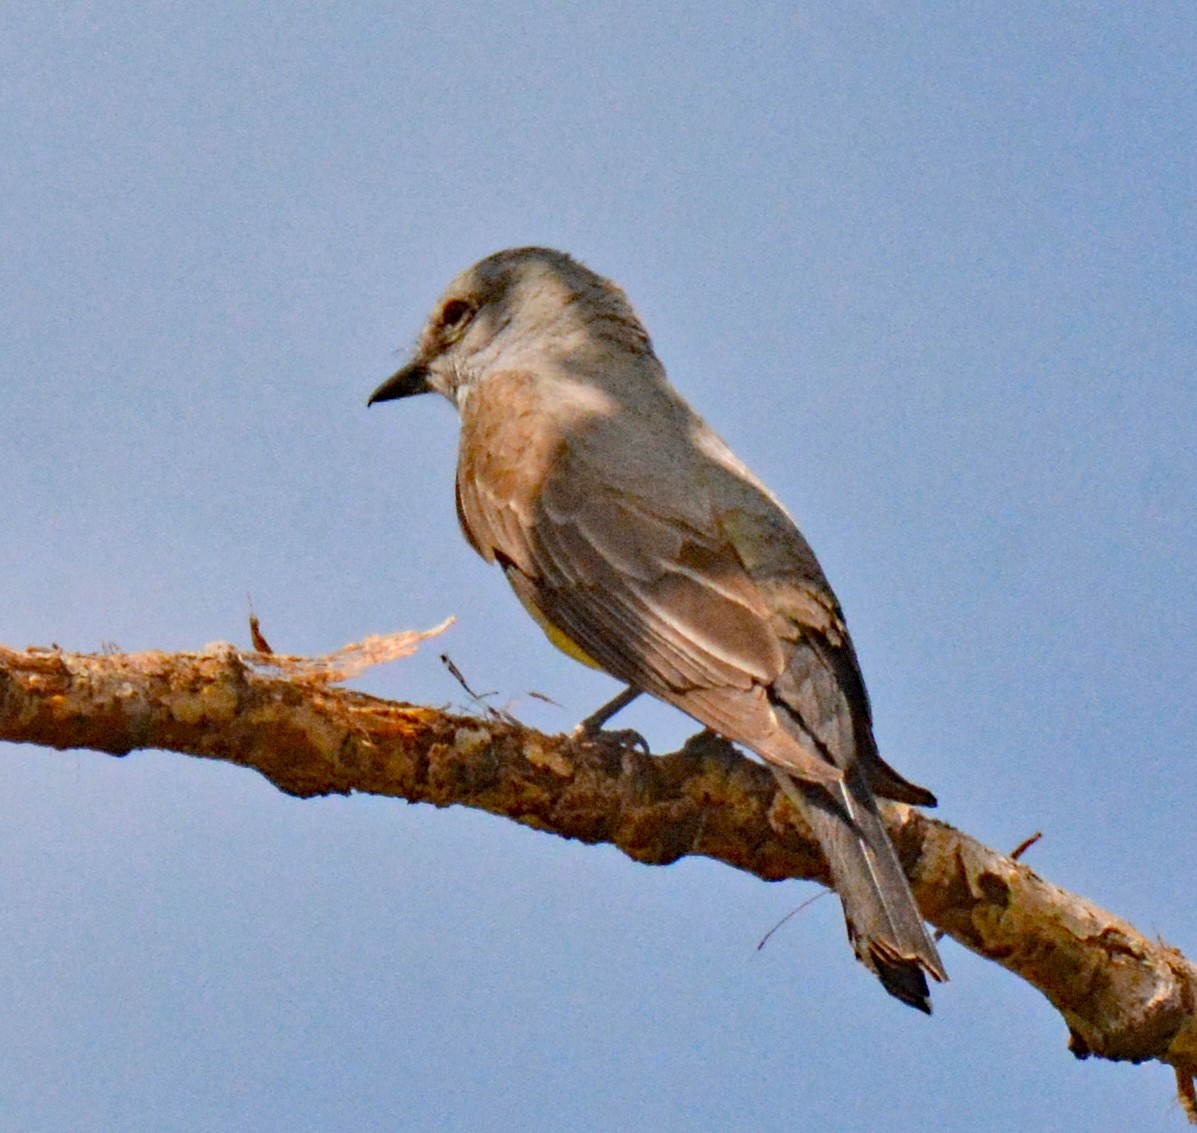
[876,959,933,1014]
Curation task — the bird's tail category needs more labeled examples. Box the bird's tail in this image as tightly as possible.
[771,766,946,1012]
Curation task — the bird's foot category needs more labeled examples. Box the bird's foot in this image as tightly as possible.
[573,686,648,751]
[679,729,738,759]
[572,719,651,754]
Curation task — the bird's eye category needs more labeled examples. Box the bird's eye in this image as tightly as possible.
[440,298,473,330]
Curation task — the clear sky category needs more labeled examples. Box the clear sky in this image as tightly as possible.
[2,3,1194,1130]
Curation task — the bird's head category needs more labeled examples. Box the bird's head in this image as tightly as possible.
[367,247,650,411]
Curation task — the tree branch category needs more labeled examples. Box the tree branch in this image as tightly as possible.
[1,635,1194,1120]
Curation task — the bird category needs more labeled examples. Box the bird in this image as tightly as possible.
[368,246,946,1011]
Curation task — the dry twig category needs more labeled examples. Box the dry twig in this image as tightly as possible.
[0,633,1193,1118]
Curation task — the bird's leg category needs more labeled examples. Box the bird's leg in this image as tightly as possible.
[573,685,648,752]
[577,685,641,731]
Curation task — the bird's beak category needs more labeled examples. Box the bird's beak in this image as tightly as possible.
[367,360,431,405]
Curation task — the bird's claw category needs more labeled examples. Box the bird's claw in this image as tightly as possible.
[572,722,651,754]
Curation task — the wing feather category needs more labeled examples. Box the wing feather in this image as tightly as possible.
[453,372,845,785]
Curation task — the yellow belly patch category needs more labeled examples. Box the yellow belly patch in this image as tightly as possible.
[509,582,602,670]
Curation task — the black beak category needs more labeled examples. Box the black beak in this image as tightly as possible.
[367,361,431,406]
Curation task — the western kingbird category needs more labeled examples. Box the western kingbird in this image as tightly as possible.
[368,247,946,1011]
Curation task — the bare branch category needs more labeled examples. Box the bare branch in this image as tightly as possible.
[1,636,1194,1117]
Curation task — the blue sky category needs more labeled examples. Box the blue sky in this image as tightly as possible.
[2,3,1194,1130]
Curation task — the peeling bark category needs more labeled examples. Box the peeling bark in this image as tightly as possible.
[1,637,1194,1118]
